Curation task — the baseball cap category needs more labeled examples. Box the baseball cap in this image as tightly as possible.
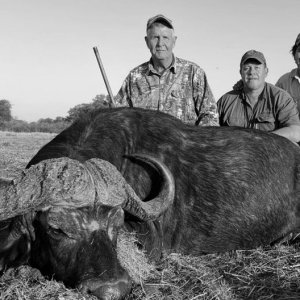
[146,14,174,30]
[240,50,266,68]
[294,33,300,47]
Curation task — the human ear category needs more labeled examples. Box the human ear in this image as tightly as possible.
[144,36,150,49]
[174,35,177,45]
[265,66,269,77]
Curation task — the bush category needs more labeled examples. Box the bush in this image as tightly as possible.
[1,120,31,132]
[0,119,70,133]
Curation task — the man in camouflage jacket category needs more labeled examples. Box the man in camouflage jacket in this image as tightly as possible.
[115,14,218,126]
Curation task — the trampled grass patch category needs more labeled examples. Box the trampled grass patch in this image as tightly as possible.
[1,131,300,299]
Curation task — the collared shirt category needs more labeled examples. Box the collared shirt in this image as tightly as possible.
[276,68,300,112]
[217,82,300,132]
[115,56,218,126]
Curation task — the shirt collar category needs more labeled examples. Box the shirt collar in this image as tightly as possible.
[291,68,300,83]
[241,83,267,103]
[147,55,176,75]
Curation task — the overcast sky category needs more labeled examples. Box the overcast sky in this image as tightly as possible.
[1,0,299,121]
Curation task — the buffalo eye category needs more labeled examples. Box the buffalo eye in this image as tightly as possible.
[47,226,68,240]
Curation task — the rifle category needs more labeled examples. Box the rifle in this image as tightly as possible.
[93,46,115,108]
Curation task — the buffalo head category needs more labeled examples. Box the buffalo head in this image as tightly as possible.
[0,154,175,300]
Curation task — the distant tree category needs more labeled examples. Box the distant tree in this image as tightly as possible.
[0,99,69,133]
[66,103,92,122]
[0,99,12,122]
[33,117,70,133]
[54,116,66,123]
[37,118,54,124]
[5,119,30,132]
[92,94,110,109]
[66,94,109,122]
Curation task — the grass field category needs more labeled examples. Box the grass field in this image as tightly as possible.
[1,131,300,299]
[0,131,56,178]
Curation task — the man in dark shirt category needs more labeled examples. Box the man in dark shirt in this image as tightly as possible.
[217,50,300,143]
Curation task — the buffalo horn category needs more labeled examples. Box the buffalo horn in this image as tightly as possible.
[0,155,174,222]
[86,154,175,221]
[0,158,96,220]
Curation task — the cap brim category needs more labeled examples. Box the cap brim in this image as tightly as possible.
[242,57,264,65]
[147,17,173,29]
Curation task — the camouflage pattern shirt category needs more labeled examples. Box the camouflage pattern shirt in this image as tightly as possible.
[115,57,218,126]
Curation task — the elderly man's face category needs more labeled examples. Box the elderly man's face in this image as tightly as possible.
[240,59,268,91]
[145,24,177,62]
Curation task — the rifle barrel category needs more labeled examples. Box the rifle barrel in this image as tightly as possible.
[93,46,115,108]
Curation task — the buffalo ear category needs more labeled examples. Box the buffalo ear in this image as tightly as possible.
[107,206,124,246]
[0,215,33,271]
[0,212,36,272]
[0,234,30,272]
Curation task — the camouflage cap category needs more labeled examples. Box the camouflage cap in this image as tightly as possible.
[240,50,266,68]
[294,33,300,47]
[146,14,173,30]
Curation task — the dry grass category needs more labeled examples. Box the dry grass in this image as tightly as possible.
[0,131,56,178]
[125,245,300,300]
[1,131,300,299]
[0,265,98,300]
[2,245,300,300]
[117,231,157,284]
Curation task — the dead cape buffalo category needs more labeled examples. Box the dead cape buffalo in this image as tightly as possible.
[0,154,173,300]
[1,107,300,300]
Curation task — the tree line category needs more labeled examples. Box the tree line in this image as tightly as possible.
[0,94,110,133]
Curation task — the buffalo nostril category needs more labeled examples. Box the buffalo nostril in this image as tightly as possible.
[93,285,122,300]
[79,276,132,300]
[78,282,90,294]
[79,284,122,300]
